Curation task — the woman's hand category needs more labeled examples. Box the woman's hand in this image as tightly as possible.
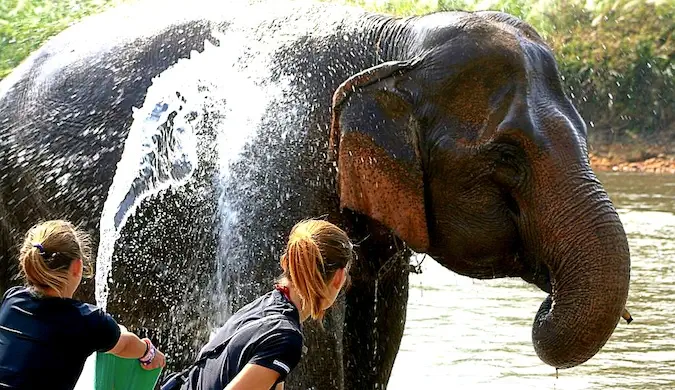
[138,338,167,370]
[141,346,166,370]
[108,329,166,370]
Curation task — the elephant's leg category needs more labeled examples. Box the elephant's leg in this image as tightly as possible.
[286,304,345,389]
[344,256,410,389]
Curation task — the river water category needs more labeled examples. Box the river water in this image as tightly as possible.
[389,172,675,389]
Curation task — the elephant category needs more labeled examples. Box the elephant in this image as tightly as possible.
[0,0,631,389]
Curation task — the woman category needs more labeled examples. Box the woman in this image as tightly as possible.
[177,219,354,390]
[0,220,166,389]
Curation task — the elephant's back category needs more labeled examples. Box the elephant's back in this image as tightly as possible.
[0,0,371,160]
[0,1,219,102]
[0,0,373,266]
[0,2,225,258]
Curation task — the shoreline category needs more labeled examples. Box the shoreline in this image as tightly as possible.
[588,144,675,174]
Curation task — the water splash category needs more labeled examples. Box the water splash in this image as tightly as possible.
[88,0,367,359]
[93,7,318,311]
[206,32,296,322]
[95,73,200,309]
[69,1,368,387]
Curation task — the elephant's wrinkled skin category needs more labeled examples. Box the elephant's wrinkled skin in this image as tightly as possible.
[0,1,630,388]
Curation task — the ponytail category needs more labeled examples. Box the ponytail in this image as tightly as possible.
[19,220,92,297]
[22,247,71,295]
[280,219,354,321]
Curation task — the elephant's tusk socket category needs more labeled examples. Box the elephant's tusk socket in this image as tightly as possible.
[621,308,633,324]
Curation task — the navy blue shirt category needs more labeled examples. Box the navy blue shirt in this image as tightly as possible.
[0,286,121,389]
[185,289,304,390]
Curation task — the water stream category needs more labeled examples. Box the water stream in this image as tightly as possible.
[78,3,355,387]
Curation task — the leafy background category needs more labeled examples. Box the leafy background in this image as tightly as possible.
[1,0,672,148]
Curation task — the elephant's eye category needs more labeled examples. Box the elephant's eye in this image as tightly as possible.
[499,149,517,164]
[492,146,524,189]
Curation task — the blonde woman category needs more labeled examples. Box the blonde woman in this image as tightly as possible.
[164,219,354,390]
[0,220,166,389]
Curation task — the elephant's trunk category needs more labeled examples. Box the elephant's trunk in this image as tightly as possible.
[525,164,630,368]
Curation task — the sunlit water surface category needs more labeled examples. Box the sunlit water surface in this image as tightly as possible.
[389,172,675,389]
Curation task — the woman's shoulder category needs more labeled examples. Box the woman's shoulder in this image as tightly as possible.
[0,287,103,329]
[70,300,107,317]
[0,286,45,309]
[38,293,109,321]
[1,285,28,301]
[236,296,302,332]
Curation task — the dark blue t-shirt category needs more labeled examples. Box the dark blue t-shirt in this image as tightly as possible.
[184,289,303,390]
[0,286,121,389]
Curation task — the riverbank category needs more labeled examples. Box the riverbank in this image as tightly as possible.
[589,144,675,174]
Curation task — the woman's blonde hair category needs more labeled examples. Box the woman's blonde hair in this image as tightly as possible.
[19,220,92,296]
[280,219,354,321]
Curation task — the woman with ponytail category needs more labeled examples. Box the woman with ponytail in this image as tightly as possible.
[170,219,354,390]
[0,220,166,389]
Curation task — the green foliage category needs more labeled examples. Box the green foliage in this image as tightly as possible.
[340,0,438,14]
[0,0,129,79]
[548,0,674,143]
[0,0,672,143]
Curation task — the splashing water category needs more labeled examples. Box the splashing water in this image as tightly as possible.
[93,0,341,312]
[71,0,366,387]
[83,18,296,385]
[94,76,200,310]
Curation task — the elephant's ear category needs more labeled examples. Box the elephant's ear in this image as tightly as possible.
[329,59,430,252]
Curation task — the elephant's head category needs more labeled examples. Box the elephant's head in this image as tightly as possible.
[329,11,630,369]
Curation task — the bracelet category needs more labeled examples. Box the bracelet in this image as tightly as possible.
[142,340,149,357]
[139,339,156,365]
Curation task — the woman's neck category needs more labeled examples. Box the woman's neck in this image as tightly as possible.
[278,279,310,322]
[36,286,74,299]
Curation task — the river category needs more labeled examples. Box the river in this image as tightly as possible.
[389,172,675,389]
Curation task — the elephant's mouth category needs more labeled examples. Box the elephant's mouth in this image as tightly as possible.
[432,238,553,294]
[504,193,553,292]
[514,248,552,294]
[429,244,541,285]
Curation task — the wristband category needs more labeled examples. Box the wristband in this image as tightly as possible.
[139,339,156,365]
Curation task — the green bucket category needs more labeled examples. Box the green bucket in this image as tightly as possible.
[94,352,162,390]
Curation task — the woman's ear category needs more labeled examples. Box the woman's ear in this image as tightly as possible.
[329,59,430,252]
[70,258,83,278]
[331,268,346,290]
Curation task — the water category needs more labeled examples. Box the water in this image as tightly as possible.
[91,0,365,313]
[78,3,360,387]
[91,0,324,309]
[95,93,199,310]
[389,172,675,389]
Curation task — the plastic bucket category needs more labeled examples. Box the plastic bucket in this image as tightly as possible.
[95,352,162,390]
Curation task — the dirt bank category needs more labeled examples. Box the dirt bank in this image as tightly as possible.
[588,144,675,174]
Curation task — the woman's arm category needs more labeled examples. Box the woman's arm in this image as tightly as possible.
[107,325,145,358]
[107,325,166,370]
[275,383,284,390]
[224,364,281,390]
